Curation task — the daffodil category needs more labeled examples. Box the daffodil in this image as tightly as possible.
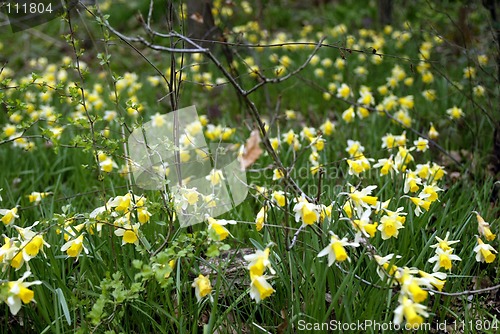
[207,217,235,241]
[381,133,397,149]
[337,83,352,99]
[413,137,429,152]
[5,271,42,315]
[378,85,389,95]
[272,191,286,207]
[391,65,406,81]
[347,157,371,176]
[320,119,335,136]
[418,270,446,291]
[285,110,296,119]
[377,214,404,240]
[272,168,284,180]
[474,211,496,241]
[374,253,401,281]
[428,123,439,140]
[403,171,422,193]
[398,95,414,110]
[255,205,268,231]
[300,127,316,142]
[244,247,275,276]
[422,89,436,101]
[293,196,319,225]
[351,209,378,238]
[15,223,50,259]
[394,109,412,127]
[192,274,212,302]
[98,153,118,173]
[428,248,461,272]
[345,185,378,210]
[186,120,203,136]
[0,237,18,265]
[150,112,166,127]
[342,107,355,123]
[345,139,364,157]
[270,137,280,152]
[342,200,354,218]
[334,57,346,69]
[393,296,428,328]
[0,237,25,270]
[27,192,51,204]
[282,129,296,146]
[473,237,497,263]
[446,106,464,120]
[61,234,88,258]
[415,163,431,179]
[357,90,375,106]
[429,232,460,252]
[395,146,414,171]
[312,137,325,151]
[319,204,332,223]
[108,193,132,213]
[373,156,398,176]
[0,207,19,225]
[419,184,441,203]
[429,163,446,181]
[477,54,488,66]
[406,196,431,216]
[114,223,140,245]
[206,169,225,186]
[249,274,274,303]
[463,66,476,79]
[399,271,428,303]
[137,207,152,224]
[473,85,485,97]
[382,95,399,111]
[318,233,359,266]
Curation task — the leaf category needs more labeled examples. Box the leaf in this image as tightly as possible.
[55,288,72,325]
[240,129,263,170]
[190,13,204,24]
[277,309,288,334]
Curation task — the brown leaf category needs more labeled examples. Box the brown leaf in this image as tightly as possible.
[240,129,263,170]
[190,13,204,24]
[277,309,288,334]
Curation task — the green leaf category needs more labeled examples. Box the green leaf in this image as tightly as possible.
[55,288,72,325]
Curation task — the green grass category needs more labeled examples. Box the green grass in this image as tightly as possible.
[0,0,499,333]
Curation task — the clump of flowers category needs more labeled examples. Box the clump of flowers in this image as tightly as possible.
[244,247,275,303]
[428,233,462,272]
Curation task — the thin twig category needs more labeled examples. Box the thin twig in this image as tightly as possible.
[245,37,326,96]
[288,224,306,250]
[425,283,500,296]
[334,263,385,289]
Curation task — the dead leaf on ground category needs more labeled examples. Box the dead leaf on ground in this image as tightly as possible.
[449,171,461,182]
[190,13,204,24]
[277,309,288,334]
[240,129,263,170]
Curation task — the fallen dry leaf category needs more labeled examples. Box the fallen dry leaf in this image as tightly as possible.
[240,129,263,170]
[277,309,288,334]
[190,12,204,24]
